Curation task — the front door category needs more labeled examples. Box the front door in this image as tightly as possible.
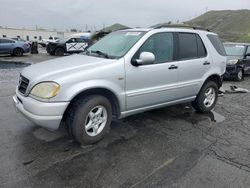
[125,32,180,111]
[66,38,88,53]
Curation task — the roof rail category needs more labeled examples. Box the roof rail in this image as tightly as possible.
[151,24,210,32]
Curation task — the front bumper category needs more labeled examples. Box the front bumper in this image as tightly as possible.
[13,92,69,130]
[223,65,237,78]
[46,44,56,54]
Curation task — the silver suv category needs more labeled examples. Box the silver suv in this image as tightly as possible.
[13,27,226,144]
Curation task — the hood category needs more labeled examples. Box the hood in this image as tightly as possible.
[226,55,244,61]
[22,54,115,81]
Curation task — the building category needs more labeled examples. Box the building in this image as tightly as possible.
[0,27,78,41]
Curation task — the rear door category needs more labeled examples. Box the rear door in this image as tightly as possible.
[177,32,212,99]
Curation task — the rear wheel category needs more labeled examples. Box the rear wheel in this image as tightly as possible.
[67,95,112,145]
[13,48,23,56]
[235,68,243,81]
[192,81,218,113]
[54,48,64,56]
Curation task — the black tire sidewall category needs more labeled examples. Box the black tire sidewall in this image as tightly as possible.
[13,48,23,56]
[235,68,243,81]
[55,48,64,56]
[71,95,112,145]
[193,81,218,113]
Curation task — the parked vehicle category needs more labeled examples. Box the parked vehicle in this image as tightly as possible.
[223,42,250,81]
[39,36,60,47]
[46,37,91,56]
[0,38,30,56]
[11,37,32,46]
[13,27,226,144]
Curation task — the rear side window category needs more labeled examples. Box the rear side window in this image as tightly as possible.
[178,33,207,60]
[207,34,226,56]
[178,33,197,59]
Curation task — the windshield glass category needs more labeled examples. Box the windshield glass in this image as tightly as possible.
[224,44,246,56]
[87,31,145,58]
[57,38,69,43]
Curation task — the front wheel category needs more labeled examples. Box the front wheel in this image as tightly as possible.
[67,95,112,145]
[235,68,243,81]
[192,81,218,113]
[54,48,64,56]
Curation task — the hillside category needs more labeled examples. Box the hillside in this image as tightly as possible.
[102,23,130,32]
[186,9,250,42]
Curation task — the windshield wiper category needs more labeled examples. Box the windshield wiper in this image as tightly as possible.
[91,50,110,59]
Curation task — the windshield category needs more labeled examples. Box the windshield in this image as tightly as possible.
[224,44,246,56]
[86,31,145,58]
[57,38,70,43]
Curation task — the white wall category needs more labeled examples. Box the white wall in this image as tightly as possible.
[0,28,75,41]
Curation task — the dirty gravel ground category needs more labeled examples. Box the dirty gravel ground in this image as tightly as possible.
[0,59,250,188]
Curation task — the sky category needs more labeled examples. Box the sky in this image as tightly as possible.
[0,0,249,31]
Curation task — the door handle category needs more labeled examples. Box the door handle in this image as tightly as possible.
[203,61,210,65]
[168,65,178,70]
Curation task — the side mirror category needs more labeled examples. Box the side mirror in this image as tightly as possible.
[131,52,155,66]
[246,53,250,57]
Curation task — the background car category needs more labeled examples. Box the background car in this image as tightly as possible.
[39,36,60,47]
[223,42,250,81]
[46,37,91,56]
[0,38,30,56]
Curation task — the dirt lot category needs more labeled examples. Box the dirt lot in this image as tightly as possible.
[0,53,250,188]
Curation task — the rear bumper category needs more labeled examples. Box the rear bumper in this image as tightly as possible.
[13,92,69,130]
[23,47,30,53]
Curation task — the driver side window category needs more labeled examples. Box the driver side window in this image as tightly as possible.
[133,32,174,64]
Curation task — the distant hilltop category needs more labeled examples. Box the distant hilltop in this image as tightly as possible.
[185,9,250,42]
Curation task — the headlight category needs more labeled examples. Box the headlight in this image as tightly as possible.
[227,59,238,65]
[30,82,60,99]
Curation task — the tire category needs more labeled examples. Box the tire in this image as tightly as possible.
[235,68,243,81]
[67,95,112,145]
[13,48,23,57]
[192,81,218,113]
[54,48,64,56]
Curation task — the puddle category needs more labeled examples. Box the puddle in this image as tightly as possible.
[203,110,226,123]
[0,61,31,69]
[33,128,66,142]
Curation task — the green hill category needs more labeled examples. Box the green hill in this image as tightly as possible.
[102,23,130,32]
[186,9,250,42]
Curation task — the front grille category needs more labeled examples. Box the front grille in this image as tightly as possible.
[18,75,29,95]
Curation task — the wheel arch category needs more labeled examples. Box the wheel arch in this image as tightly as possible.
[12,47,24,54]
[62,87,121,122]
[203,74,222,89]
[54,46,65,54]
